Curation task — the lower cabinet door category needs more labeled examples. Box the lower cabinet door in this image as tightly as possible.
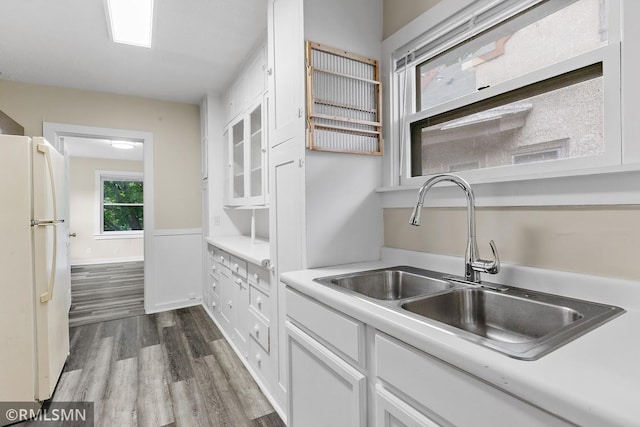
[375,386,441,427]
[286,321,366,427]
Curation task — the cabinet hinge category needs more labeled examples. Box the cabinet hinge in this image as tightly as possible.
[298,108,303,118]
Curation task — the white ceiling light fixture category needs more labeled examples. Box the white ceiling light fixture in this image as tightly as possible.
[111,141,136,150]
[106,0,154,48]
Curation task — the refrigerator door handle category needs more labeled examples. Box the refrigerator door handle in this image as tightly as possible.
[31,219,65,226]
[36,143,60,303]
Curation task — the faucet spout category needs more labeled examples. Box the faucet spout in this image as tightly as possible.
[409,174,499,283]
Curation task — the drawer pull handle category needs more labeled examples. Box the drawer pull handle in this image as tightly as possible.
[228,300,232,308]
[256,296,262,308]
[221,256,225,263]
[236,279,242,285]
[254,324,260,336]
[256,353,262,364]
[254,273,259,281]
[234,263,239,271]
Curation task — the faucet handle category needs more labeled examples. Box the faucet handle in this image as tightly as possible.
[472,240,500,275]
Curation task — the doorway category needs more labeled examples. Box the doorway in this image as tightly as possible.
[44,123,154,325]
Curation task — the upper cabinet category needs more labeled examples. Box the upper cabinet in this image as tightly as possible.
[227,99,267,206]
[222,42,269,208]
[268,0,305,149]
[224,44,268,127]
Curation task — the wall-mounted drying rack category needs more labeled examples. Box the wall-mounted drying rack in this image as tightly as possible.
[305,41,382,155]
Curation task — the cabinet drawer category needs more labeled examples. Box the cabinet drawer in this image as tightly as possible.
[249,308,270,352]
[249,285,270,321]
[211,247,230,269]
[249,334,274,387]
[286,287,364,366]
[375,333,571,427]
[230,255,248,279]
[248,263,270,292]
[210,275,220,298]
[209,289,220,314]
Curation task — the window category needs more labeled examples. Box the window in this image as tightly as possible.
[99,173,143,234]
[393,0,623,185]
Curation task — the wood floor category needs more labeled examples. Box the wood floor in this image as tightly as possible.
[69,262,145,327]
[37,305,285,426]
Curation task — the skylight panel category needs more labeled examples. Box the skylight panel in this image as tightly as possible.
[106,0,153,48]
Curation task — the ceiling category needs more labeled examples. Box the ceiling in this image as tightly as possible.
[64,136,144,161]
[0,0,267,104]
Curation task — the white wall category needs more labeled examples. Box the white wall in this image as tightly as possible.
[303,0,385,268]
[69,157,144,264]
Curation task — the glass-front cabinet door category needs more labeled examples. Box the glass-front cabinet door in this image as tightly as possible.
[227,98,266,206]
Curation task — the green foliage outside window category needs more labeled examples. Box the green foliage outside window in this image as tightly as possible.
[103,179,143,232]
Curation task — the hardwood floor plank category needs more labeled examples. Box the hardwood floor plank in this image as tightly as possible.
[176,308,212,359]
[190,354,253,427]
[99,318,122,338]
[188,305,223,342]
[210,339,274,420]
[99,357,138,427]
[137,345,175,427]
[156,310,177,329]
[73,337,113,403]
[139,313,160,348]
[168,379,210,427]
[64,323,102,372]
[51,370,83,402]
[115,316,139,360]
[253,412,287,427]
[162,326,194,382]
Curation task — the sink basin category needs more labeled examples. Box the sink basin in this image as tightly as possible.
[314,266,456,301]
[402,289,581,344]
[401,287,624,359]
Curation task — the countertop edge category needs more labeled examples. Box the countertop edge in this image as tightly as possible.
[205,235,270,267]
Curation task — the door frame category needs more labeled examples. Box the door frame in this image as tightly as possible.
[43,122,155,313]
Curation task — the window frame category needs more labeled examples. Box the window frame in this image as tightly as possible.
[95,170,144,238]
[381,0,640,202]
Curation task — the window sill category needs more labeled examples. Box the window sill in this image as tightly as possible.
[377,164,640,207]
[94,232,144,240]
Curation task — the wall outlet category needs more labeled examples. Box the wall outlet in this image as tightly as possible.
[213,215,221,226]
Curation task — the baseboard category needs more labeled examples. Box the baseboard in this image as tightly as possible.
[71,257,144,266]
[201,303,287,424]
[145,298,202,314]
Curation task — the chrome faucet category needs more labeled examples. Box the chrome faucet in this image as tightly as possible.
[409,173,500,284]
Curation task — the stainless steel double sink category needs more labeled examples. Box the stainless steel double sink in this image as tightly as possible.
[313,266,624,360]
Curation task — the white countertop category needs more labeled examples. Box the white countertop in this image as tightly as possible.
[281,250,640,427]
[205,235,270,267]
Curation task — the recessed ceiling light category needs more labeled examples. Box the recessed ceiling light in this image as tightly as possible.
[106,0,154,48]
[111,141,136,150]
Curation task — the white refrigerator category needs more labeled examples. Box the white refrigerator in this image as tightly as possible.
[0,136,70,409]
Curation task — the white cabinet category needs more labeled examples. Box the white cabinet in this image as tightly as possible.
[375,386,440,427]
[231,255,249,357]
[205,242,282,412]
[267,0,305,148]
[286,288,367,427]
[226,99,267,207]
[286,321,367,427]
[374,333,573,427]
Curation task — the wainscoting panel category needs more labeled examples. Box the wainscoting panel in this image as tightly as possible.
[148,229,203,313]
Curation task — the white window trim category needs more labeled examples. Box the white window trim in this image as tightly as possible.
[95,170,144,238]
[380,0,640,207]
